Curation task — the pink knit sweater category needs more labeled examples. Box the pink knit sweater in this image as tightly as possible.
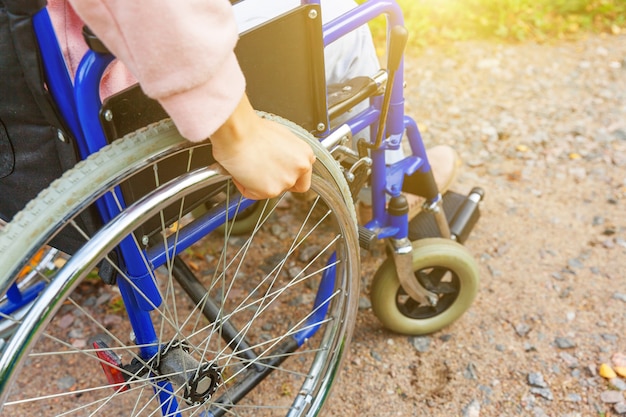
[52,0,246,142]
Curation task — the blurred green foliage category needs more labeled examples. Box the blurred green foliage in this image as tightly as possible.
[360,0,626,47]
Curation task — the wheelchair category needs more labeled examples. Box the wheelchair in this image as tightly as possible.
[0,0,483,415]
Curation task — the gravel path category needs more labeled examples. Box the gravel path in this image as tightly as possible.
[325,34,626,416]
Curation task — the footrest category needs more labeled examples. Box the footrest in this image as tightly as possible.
[408,188,483,243]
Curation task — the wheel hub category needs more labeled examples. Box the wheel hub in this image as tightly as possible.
[159,341,222,404]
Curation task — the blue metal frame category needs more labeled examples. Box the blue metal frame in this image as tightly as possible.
[3,0,437,412]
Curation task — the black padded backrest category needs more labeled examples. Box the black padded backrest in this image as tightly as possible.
[101,4,328,139]
[235,3,328,133]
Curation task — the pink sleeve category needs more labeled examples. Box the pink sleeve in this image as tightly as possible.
[67,0,246,142]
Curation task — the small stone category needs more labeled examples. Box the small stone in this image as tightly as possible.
[67,329,84,339]
[439,334,453,342]
[566,393,582,402]
[288,266,303,279]
[560,352,579,368]
[409,336,431,353]
[358,297,371,310]
[568,258,584,269]
[600,390,624,404]
[600,363,618,379]
[609,378,626,391]
[524,342,537,352]
[57,313,75,329]
[56,376,76,390]
[515,323,531,337]
[614,402,626,414]
[103,314,123,327]
[551,272,564,281]
[270,224,284,237]
[528,372,548,388]
[479,384,492,396]
[71,338,87,349]
[298,245,321,262]
[613,353,626,368]
[587,364,598,377]
[613,293,626,303]
[530,387,554,401]
[370,350,382,362]
[464,363,478,380]
[95,293,112,306]
[555,337,576,349]
[602,334,619,342]
[462,399,481,417]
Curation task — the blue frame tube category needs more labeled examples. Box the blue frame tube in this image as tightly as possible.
[32,9,87,153]
[293,253,336,345]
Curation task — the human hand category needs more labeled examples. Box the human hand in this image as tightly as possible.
[210,95,316,200]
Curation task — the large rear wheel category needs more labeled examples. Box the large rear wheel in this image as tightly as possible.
[0,116,360,416]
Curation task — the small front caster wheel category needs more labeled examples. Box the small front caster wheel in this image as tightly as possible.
[370,238,479,335]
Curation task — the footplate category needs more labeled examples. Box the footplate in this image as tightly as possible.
[408,187,484,243]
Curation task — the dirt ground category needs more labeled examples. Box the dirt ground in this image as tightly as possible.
[324,34,626,416]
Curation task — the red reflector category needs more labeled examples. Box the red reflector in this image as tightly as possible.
[93,341,128,392]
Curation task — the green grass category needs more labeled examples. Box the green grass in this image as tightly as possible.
[362,0,626,47]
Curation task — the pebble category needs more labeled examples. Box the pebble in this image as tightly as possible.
[560,352,579,368]
[568,258,584,269]
[610,378,626,391]
[530,387,554,401]
[288,266,302,279]
[103,314,123,327]
[614,353,626,368]
[358,297,371,310]
[57,313,75,329]
[439,334,453,342]
[528,372,548,388]
[462,399,481,417]
[298,245,321,262]
[270,224,284,237]
[600,390,624,403]
[613,293,626,303]
[409,336,431,353]
[566,393,582,402]
[515,323,531,337]
[56,376,76,390]
[555,337,576,349]
[464,363,478,380]
[615,402,626,414]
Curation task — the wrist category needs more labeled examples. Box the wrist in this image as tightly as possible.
[210,94,258,152]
